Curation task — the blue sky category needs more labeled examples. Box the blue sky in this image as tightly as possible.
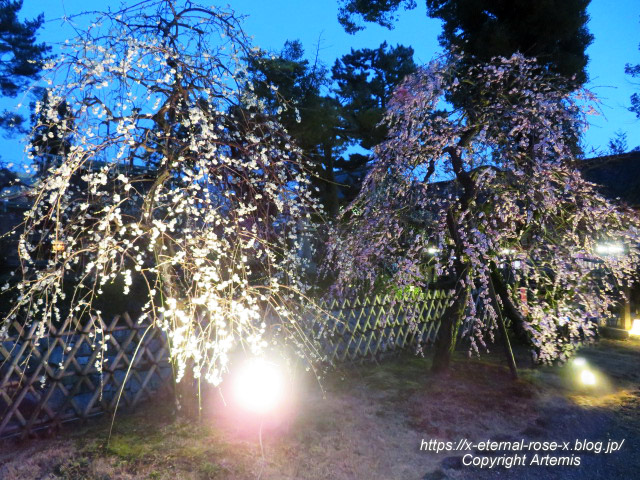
[4,0,640,168]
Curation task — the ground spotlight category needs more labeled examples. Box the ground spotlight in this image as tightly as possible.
[629,319,640,337]
[572,357,587,367]
[232,357,286,415]
[580,369,597,386]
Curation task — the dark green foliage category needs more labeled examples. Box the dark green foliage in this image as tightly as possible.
[427,0,593,87]
[0,109,25,132]
[332,42,417,150]
[249,41,416,214]
[0,0,50,133]
[625,38,640,119]
[337,0,592,87]
[332,42,416,201]
[249,40,344,216]
[608,130,628,155]
[255,40,343,160]
[338,0,417,34]
[0,0,49,96]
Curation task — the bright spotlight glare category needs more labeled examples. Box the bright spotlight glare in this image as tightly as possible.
[572,357,587,367]
[233,358,285,414]
[629,319,640,337]
[595,243,624,256]
[580,369,596,386]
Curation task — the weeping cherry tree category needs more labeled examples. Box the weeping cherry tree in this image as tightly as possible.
[1,1,321,389]
[328,55,640,371]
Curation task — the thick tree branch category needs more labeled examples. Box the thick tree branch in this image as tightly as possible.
[443,128,478,210]
[490,267,532,346]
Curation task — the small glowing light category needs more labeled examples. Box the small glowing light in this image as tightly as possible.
[572,357,587,367]
[580,369,596,386]
[51,240,65,253]
[233,358,285,415]
[595,243,624,256]
[629,319,640,336]
[427,246,440,255]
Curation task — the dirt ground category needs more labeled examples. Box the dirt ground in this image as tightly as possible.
[1,337,639,480]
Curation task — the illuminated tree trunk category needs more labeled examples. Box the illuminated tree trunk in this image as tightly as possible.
[431,208,470,373]
[174,362,200,420]
[323,143,339,218]
[432,282,470,373]
[490,268,532,346]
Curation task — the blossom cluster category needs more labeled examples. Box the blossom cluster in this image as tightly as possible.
[328,54,640,363]
[4,1,321,384]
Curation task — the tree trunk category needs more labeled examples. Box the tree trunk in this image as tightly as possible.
[174,361,200,420]
[432,282,470,373]
[488,276,518,378]
[431,209,469,373]
[321,143,339,218]
[430,137,478,372]
[489,268,532,346]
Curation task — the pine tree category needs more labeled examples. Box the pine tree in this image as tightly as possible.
[337,0,593,87]
[625,34,640,119]
[0,0,50,132]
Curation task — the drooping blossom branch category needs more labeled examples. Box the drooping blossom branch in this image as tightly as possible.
[2,1,322,385]
[328,54,640,364]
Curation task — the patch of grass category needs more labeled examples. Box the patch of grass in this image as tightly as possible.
[199,461,226,478]
[62,406,242,479]
[101,420,229,464]
[298,411,339,434]
[177,441,226,463]
[353,354,430,393]
[105,434,150,461]
[53,457,93,480]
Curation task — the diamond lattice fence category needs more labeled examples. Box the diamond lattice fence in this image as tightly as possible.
[0,313,172,439]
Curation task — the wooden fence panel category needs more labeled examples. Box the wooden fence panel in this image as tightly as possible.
[1,289,462,438]
[0,313,172,439]
[313,289,455,364]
